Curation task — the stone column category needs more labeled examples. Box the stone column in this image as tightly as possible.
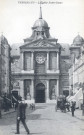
[20,80,24,99]
[73,63,75,94]
[47,52,49,70]
[20,52,24,70]
[55,84,57,98]
[31,52,34,70]
[57,79,59,97]
[31,79,34,101]
[46,80,49,101]
[57,52,59,70]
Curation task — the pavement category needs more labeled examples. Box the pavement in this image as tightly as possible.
[0,104,84,135]
[1,108,16,116]
[1,104,84,120]
[67,108,84,121]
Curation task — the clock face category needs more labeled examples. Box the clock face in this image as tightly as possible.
[36,54,45,64]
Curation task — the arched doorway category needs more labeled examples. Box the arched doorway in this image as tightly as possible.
[35,83,45,103]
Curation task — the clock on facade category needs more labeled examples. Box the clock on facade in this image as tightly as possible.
[36,54,45,64]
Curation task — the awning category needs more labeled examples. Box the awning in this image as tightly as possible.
[68,95,75,101]
[68,89,83,103]
[79,96,83,100]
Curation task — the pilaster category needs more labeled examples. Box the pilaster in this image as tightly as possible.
[20,80,24,99]
[31,51,34,70]
[46,80,49,102]
[57,79,59,97]
[47,52,49,70]
[57,52,59,70]
[31,79,35,102]
[20,52,24,70]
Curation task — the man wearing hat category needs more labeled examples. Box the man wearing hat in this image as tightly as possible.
[15,98,30,134]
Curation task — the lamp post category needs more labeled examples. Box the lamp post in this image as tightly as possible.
[82,82,84,116]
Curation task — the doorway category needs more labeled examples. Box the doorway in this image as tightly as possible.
[35,83,45,103]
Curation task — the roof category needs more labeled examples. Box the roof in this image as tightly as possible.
[20,38,61,49]
[11,43,22,56]
[60,43,70,56]
[0,35,8,45]
[33,18,48,28]
[33,6,48,28]
[72,34,84,46]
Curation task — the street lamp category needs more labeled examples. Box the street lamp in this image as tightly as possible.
[82,82,84,116]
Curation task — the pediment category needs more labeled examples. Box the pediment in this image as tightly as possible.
[20,39,60,49]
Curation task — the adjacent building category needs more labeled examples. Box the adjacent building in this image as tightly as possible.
[0,35,11,96]
[68,34,84,108]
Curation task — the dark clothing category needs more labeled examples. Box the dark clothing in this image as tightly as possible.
[3,96,9,111]
[16,102,29,134]
[65,103,70,112]
[0,99,2,118]
[60,101,66,112]
[3,94,11,112]
[17,119,29,134]
[71,110,74,116]
[19,103,26,119]
[71,103,75,116]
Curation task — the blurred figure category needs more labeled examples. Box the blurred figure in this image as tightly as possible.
[0,96,3,118]
[30,103,35,110]
[15,98,30,134]
[66,102,70,112]
[60,100,66,113]
[71,101,75,116]
[3,93,9,112]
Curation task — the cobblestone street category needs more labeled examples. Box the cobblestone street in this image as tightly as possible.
[0,104,84,135]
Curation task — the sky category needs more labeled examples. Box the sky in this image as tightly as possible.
[0,0,84,45]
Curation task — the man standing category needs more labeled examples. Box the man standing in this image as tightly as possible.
[71,101,75,116]
[15,99,30,134]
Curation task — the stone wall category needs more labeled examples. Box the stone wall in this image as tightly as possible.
[60,57,69,96]
[49,79,56,99]
[24,52,31,70]
[49,52,57,70]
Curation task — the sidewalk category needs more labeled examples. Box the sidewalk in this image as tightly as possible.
[67,109,84,121]
[1,108,16,116]
[0,104,84,135]
[1,105,84,121]
[1,104,35,116]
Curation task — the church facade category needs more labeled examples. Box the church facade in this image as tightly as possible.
[11,7,69,103]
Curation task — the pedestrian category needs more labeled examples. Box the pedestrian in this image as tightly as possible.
[12,94,18,110]
[60,101,66,113]
[30,103,35,110]
[15,98,30,134]
[71,101,75,116]
[15,102,18,111]
[66,102,70,112]
[3,93,8,112]
[0,96,2,118]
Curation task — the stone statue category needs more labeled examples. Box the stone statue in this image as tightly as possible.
[27,86,31,100]
[51,86,56,99]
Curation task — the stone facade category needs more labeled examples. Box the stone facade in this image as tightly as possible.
[12,48,61,103]
[69,34,84,94]
[0,35,11,95]
[68,35,84,108]
[11,7,70,103]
